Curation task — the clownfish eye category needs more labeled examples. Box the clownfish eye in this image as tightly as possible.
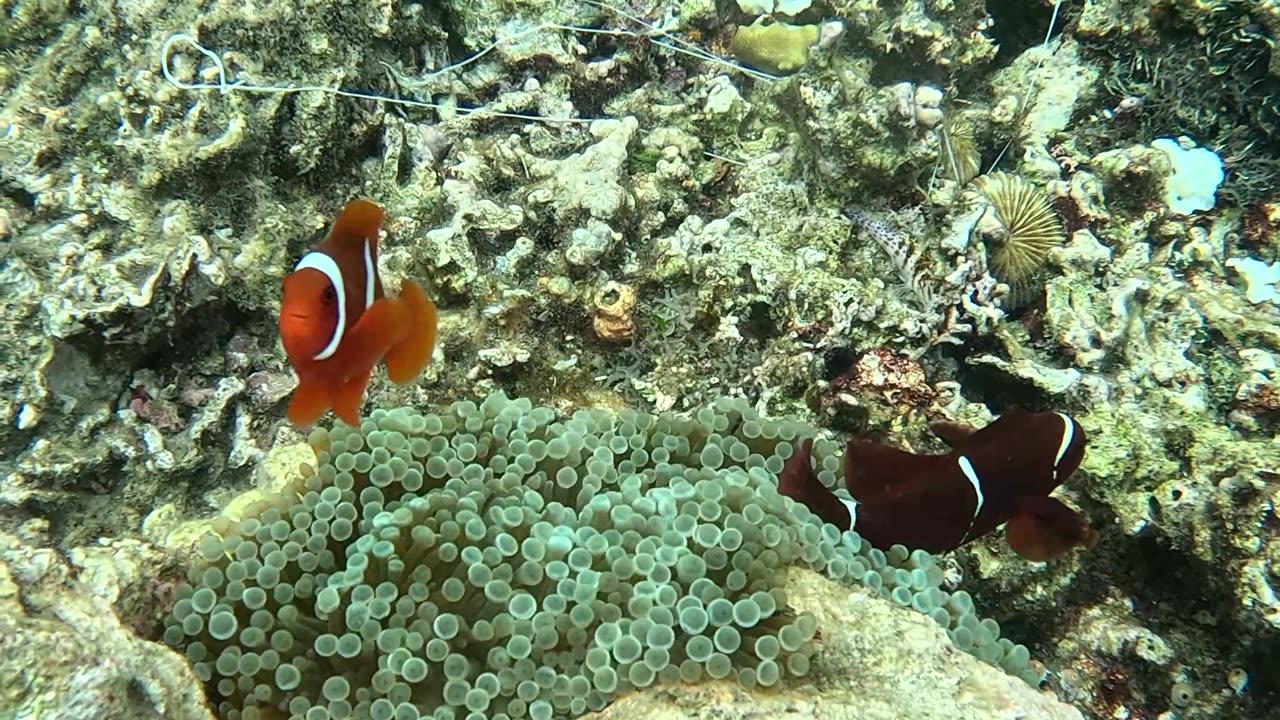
[322,287,337,305]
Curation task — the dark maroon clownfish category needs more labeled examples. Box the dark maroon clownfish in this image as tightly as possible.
[779,408,1098,561]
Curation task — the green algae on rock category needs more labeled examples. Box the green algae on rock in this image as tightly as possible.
[729,21,822,76]
[164,393,1039,719]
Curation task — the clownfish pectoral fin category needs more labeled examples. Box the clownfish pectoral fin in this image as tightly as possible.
[928,421,977,450]
[287,379,334,427]
[332,367,374,427]
[1004,494,1097,562]
[340,296,414,374]
[778,439,820,504]
[778,439,854,530]
[384,279,438,385]
[841,440,925,503]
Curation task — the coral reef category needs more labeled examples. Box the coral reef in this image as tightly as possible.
[0,0,458,545]
[953,175,1280,720]
[1072,0,1280,206]
[3,0,1280,718]
[0,0,1022,550]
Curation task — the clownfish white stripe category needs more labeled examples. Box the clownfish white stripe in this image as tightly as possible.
[362,239,375,310]
[956,455,985,542]
[1052,412,1074,480]
[839,496,860,531]
[294,251,346,361]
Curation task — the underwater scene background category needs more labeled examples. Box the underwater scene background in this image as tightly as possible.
[1,0,1278,719]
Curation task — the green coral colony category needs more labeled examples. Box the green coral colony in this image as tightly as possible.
[164,393,1037,720]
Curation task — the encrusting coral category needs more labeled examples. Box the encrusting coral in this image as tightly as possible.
[165,393,1039,719]
[728,20,823,76]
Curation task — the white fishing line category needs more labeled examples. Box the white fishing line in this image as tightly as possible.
[159,2,777,128]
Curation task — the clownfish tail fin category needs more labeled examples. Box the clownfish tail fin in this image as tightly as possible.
[385,279,438,385]
[778,439,818,501]
[777,439,854,530]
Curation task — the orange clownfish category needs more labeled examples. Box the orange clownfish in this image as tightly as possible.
[278,199,437,427]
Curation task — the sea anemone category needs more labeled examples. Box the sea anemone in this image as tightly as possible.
[973,172,1065,291]
[162,394,1039,719]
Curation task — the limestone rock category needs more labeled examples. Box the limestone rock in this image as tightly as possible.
[583,569,1084,720]
[0,533,211,720]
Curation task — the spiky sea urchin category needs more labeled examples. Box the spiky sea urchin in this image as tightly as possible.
[973,172,1065,288]
[940,115,981,187]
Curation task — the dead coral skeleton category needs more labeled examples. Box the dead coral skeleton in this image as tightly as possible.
[843,207,1005,357]
[927,0,1070,199]
[593,280,638,341]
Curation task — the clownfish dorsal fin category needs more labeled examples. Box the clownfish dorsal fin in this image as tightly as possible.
[326,199,385,248]
[949,407,1033,450]
[841,439,929,503]
[957,407,1080,473]
[316,198,386,317]
[928,421,977,450]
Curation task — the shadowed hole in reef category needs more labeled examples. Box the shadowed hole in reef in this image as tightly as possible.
[24,455,129,549]
[985,0,1067,68]
[138,298,265,470]
[1117,533,1279,716]
[1241,634,1280,715]
[865,41,948,89]
[818,347,868,435]
[822,347,859,382]
[739,300,775,342]
[132,297,261,372]
[946,348,1054,414]
[2,180,36,209]
[1080,532,1269,712]
[994,531,1279,718]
